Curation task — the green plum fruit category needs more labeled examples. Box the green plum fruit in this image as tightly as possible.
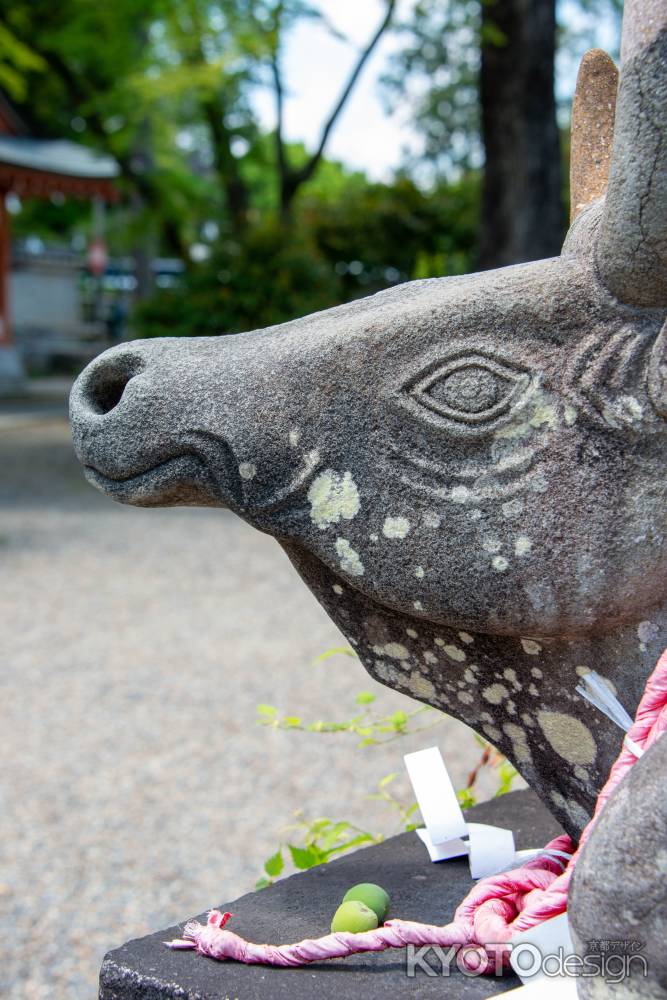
[330,900,379,933]
[342,883,390,922]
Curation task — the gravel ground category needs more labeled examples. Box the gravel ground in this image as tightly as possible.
[0,418,512,999]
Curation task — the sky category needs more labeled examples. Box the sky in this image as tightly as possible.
[251,0,621,182]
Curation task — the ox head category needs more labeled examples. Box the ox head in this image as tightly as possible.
[71,1,667,838]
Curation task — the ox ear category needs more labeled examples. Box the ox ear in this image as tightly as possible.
[569,49,618,224]
[595,0,667,307]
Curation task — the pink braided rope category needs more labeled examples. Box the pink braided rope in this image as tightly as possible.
[166,649,667,972]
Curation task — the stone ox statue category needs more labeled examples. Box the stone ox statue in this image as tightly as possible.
[72,0,666,991]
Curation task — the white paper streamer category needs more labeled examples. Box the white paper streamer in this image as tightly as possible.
[403,746,468,844]
[501,974,578,997]
[466,822,516,879]
[510,912,575,984]
[576,670,634,731]
[415,827,468,862]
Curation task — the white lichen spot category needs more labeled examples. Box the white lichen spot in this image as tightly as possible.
[309,470,360,530]
[470,509,483,521]
[289,429,301,447]
[574,765,590,783]
[464,668,478,685]
[444,644,466,663]
[531,666,543,679]
[563,404,577,426]
[423,650,438,665]
[450,485,471,504]
[413,600,424,611]
[408,672,435,700]
[406,628,418,639]
[458,631,474,644]
[332,584,344,596]
[503,723,532,764]
[457,690,474,705]
[373,660,391,681]
[618,395,643,423]
[531,472,549,493]
[521,638,542,655]
[483,724,503,744]
[369,533,379,542]
[414,565,425,579]
[492,556,509,572]
[383,642,410,661]
[550,790,591,830]
[529,400,559,430]
[515,535,532,557]
[502,498,524,519]
[528,683,539,696]
[239,462,257,480]
[335,537,364,577]
[481,712,493,723]
[521,712,535,728]
[383,516,411,539]
[483,683,509,705]
[537,710,597,765]
[434,637,445,647]
[482,536,502,554]
[423,511,442,528]
[506,700,517,714]
[503,668,521,691]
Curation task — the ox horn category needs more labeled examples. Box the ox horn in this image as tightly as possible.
[595,0,667,307]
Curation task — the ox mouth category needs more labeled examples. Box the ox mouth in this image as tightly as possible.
[83,453,222,508]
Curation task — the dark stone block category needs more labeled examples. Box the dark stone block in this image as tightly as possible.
[99,789,562,1000]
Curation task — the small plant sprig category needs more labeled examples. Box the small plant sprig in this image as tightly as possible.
[255,647,518,888]
[257,647,445,746]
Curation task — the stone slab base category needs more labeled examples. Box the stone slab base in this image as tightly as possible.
[99,789,562,1000]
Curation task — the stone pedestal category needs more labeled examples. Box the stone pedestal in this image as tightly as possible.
[99,789,562,1000]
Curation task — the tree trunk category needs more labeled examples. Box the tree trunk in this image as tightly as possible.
[477,0,564,269]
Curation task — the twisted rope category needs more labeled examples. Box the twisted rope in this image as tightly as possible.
[166,649,667,972]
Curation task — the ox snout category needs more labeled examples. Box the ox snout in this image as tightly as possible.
[70,341,224,509]
[74,347,145,417]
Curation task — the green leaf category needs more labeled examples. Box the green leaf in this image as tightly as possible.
[379,772,398,788]
[390,710,408,730]
[288,844,321,869]
[355,691,376,705]
[282,716,301,727]
[314,647,357,663]
[264,848,284,877]
[257,704,278,716]
[255,876,272,890]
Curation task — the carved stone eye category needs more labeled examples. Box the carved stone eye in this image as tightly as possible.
[408,355,529,426]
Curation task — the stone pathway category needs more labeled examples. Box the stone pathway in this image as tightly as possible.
[0,417,511,998]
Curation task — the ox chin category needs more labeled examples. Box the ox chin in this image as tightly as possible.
[83,453,224,508]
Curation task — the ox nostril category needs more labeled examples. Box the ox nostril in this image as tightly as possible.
[85,353,144,415]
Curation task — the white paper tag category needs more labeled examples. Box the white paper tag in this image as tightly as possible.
[509,912,575,984]
[466,822,516,879]
[404,746,468,844]
[415,826,468,862]
[501,974,579,997]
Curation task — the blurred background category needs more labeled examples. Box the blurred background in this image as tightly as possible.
[0,1,620,996]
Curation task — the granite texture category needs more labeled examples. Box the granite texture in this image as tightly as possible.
[99,789,562,1000]
[569,734,667,999]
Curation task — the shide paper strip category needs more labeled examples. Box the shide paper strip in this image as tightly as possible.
[405,746,518,879]
[404,746,468,844]
[466,823,516,879]
[509,911,575,984]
